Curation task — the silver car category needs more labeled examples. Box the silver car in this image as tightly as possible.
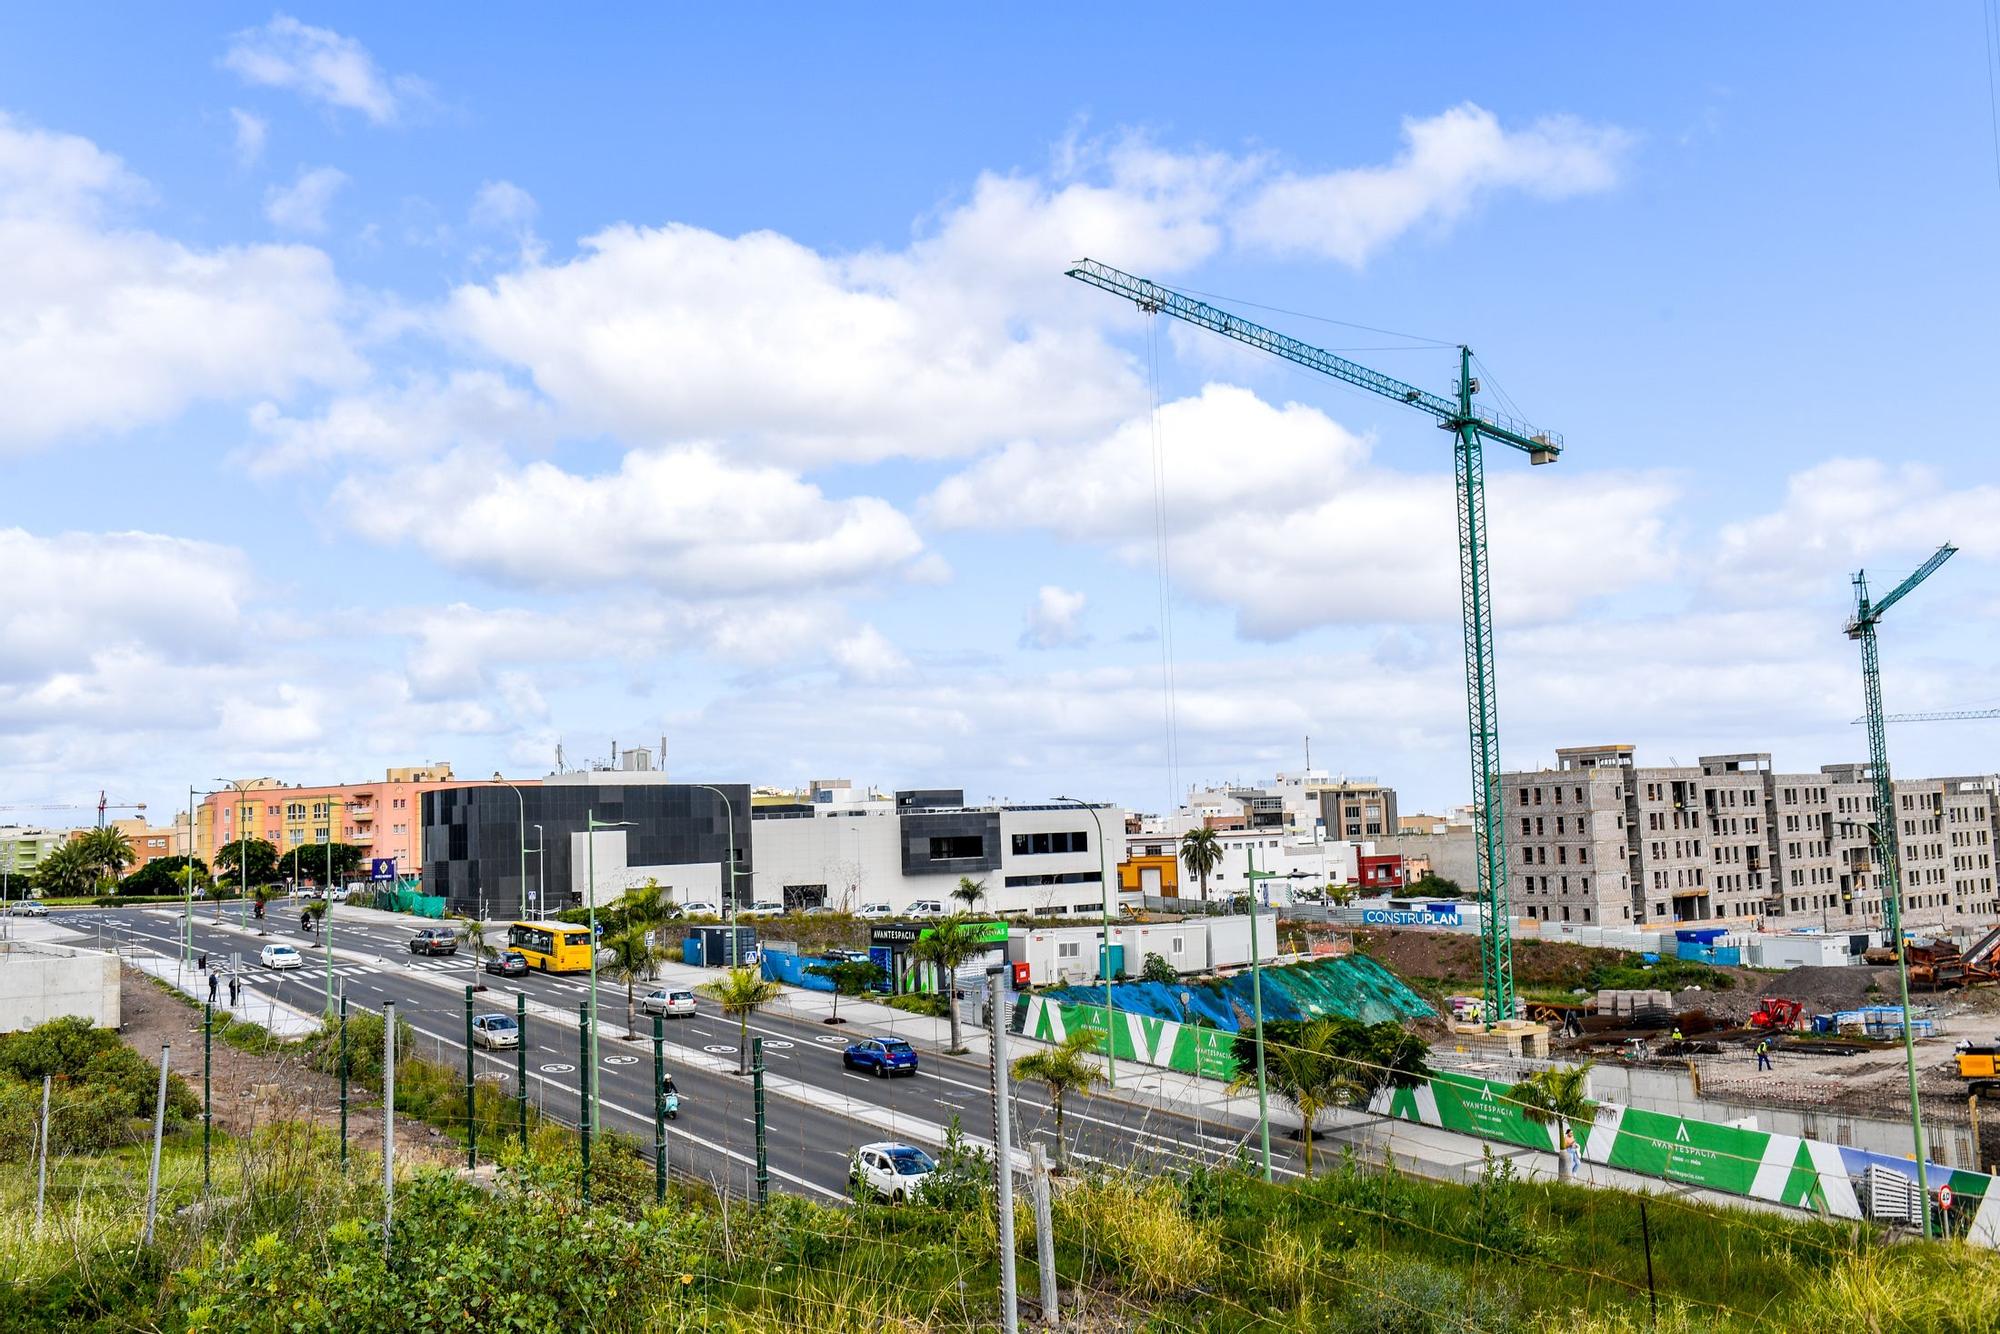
[638,988,698,1017]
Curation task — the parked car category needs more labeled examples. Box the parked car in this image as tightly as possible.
[259,943,303,970]
[483,950,530,978]
[638,987,698,1017]
[905,900,946,918]
[849,1142,936,1203]
[409,927,459,956]
[843,1037,919,1078]
[678,901,719,917]
[856,902,896,920]
[471,1013,520,1049]
[739,901,786,918]
[7,900,49,917]
[292,886,320,901]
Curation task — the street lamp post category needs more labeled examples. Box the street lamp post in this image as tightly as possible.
[1242,857,1313,1184]
[583,812,635,1133]
[687,785,742,963]
[491,776,529,923]
[323,795,342,1018]
[531,824,545,917]
[216,779,252,931]
[1056,796,1117,1089]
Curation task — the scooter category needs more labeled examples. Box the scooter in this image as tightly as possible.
[663,1089,680,1120]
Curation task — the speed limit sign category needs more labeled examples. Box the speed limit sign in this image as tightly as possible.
[1938,1184,1954,1211]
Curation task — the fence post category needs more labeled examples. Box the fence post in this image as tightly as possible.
[464,985,476,1169]
[1029,1142,1057,1325]
[338,990,349,1171]
[142,1045,171,1246]
[654,1014,667,1205]
[752,1036,768,1205]
[1639,1199,1658,1326]
[987,964,1020,1334]
[578,1001,592,1206]
[383,1000,396,1263]
[34,1073,51,1235]
[202,1001,213,1191]
[517,992,529,1152]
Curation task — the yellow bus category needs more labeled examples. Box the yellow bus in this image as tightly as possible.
[507,920,595,973]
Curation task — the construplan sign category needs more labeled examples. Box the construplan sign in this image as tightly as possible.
[1361,903,1461,928]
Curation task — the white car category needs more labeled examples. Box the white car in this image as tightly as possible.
[471,1014,520,1049]
[856,902,896,920]
[7,900,49,917]
[638,988,698,1017]
[738,901,786,918]
[905,900,946,918]
[259,943,303,970]
[850,1142,936,1203]
[678,902,719,917]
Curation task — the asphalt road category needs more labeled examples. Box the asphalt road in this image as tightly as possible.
[71,899,1303,1201]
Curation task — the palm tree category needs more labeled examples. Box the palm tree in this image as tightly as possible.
[458,913,493,989]
[78,827,135,888]
[1228,1017,1362,1176]
[911,915,988,1054]
[1012,1028,1106,1169]
[1179,828,1223,903]
[602,925,662,1035]
[951,876,986,913]
[698,966,784,1075]
[34,842,94,899]
[1509,1062,1598,1184]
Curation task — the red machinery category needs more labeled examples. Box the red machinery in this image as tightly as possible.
[1750,998,1805,1031]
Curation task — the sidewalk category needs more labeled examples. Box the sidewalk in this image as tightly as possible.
[123,952,322,1038]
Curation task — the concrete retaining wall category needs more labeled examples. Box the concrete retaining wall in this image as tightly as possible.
[0,942,120,1032]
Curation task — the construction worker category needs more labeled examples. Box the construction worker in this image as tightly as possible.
[1669,1026,1683,1043]
[1756,1038,1773,1071]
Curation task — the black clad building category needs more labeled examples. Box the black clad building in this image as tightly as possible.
[421,781,752,920]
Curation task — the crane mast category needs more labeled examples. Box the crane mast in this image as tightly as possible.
[1844,541,1955,1238]
[1067,259,1566,1030]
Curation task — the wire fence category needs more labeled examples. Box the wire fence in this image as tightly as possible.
[9,970,2000,1331]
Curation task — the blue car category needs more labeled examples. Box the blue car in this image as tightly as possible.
[843,1037,919,1078]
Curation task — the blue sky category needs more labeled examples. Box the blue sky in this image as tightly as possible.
[3,7,1997,824]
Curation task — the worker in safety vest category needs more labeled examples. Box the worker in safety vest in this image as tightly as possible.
[1669,1027,1683,1043]
[1755,1038,1772,1071]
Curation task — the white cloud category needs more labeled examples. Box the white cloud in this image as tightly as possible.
[1713,459,2000,606]
[0,116,360,452]
[338,445,926,595]
[222,15,423,125]
[931,384,1678,638]
[230,108,267,167]
[1236,103,1631,265]
[264,164,349,233]
[245,370,550,473]
[832,625,911,683]
[0,529,251,684]
[1022,586,1089,650]
[470,179,537,232]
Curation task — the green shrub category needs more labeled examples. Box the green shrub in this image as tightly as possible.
[1337,1254,1521,1334]
[1053,1173,1221,1297]
[885,993,948,1019]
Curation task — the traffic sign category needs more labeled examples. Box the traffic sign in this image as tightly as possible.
[370,858,396,882]
[1938,1184,1954,1211]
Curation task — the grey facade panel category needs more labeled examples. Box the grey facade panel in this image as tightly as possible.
[898,809,1001,875]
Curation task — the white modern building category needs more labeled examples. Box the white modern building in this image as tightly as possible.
[751,788,1123,917]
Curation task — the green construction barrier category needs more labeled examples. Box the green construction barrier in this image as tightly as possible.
[1013,995,1240,1079]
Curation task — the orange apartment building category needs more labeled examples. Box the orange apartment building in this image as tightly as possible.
[194,763,528,883]
[66,817,187,872]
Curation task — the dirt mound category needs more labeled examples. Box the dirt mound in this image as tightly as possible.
[1757,964,1892,1013]
[1355,930,1640,991]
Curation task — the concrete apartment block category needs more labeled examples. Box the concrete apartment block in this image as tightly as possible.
[1504,746,2000,934]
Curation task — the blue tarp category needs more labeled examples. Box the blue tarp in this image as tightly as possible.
[761,950,838,992]
[1039,953,1433,1032]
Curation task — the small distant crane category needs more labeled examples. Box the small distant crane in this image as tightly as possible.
[1845,540,1955,1238]
[96,791,148,828]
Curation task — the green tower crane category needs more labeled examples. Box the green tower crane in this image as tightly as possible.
[1846,540,1955,1237]
[1066,259,1564,1029]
